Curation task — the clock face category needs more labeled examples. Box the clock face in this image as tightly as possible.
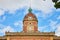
[29,25,32,30]
[27,23,34,32]
[28,16,32,20]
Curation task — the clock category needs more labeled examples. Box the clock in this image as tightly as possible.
[28,16,32,20]
[27,23,34,32]
[29,25,32,30]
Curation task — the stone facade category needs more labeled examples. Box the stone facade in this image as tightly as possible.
[7,35,53,40]
[5,32,54,40]
[0,8,60,40]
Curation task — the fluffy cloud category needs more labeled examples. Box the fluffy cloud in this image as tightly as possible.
[0,25,14,35]
[14,21,23,31]
[0,0,55,16]
[55,23,60,36]
[14,21,23,27]
[0,0,26,10]
[35,11,53,19]
[0,0,27,15]
[38,20,60,36]
[0,26,14,33]
[0,9,5,16]
[38,20,58,32]
[49,20,57,31]
[0,24,5,29]
[31,0,54,13]
[38,26,48,32]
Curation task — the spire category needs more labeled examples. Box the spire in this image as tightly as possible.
[28,7,32,13]
[28,0,32,13]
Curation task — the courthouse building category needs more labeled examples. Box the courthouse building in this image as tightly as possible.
[0,8,60,40]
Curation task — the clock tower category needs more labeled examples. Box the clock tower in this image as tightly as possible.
[23,8,38,32]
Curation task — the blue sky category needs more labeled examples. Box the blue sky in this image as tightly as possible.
[0,0,60,36]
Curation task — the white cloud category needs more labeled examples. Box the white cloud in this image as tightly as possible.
[1,26,14,33]
[0,9,5,16]
[0,24,5,29]
[55,23,60,36]
[31,0,54,13]
[0,25,14,35]
[14,21,23,27]
[0,0,26,10]
[14,21,23,32]
[49,20,57,31]
[35,11,53,19]
[48,20,60,36]
[0,0,27,15]
[38,26,48,32]
[0,0,55,15]
[38,20,58,32]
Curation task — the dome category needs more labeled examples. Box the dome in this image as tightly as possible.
[23,8,38,21]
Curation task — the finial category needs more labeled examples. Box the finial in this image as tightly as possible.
[28,7,32,12]
[28,0,32,12]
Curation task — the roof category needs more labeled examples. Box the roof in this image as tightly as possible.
[5,31,55,36]
[0,36,6,39]
[23,13,38,21]
[23,8,38,22]
[1,32,60,40]
[54,36,60,39]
